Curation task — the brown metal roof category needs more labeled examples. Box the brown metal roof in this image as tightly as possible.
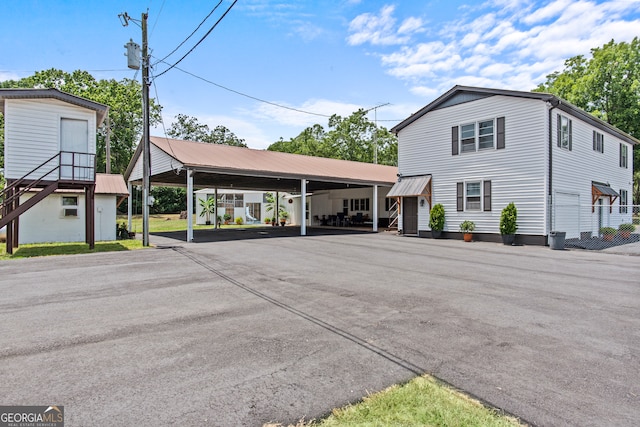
[125,136,397,192]
[95,174,129,196]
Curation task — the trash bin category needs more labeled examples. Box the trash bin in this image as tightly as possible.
[548,231,566,250]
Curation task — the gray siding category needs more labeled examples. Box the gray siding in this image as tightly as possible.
[397,95,548,236]
[551,110,634,235]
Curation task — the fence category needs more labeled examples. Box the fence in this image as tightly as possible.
[550,202,639,250]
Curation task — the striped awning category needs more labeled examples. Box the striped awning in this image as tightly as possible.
[387,175,431,197]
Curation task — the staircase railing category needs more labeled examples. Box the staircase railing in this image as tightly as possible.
[388,199,399,229]
[1,151,95,218]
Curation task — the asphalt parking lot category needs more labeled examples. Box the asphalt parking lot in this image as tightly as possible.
[1,232,638,426]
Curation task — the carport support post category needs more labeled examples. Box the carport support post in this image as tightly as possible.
[214,188,218,229]
[127,182,132,233]
[373,185,378,232]
[301,179,307,236]
[187,170,194,242]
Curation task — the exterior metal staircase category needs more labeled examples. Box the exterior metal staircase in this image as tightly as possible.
[387,198,399,230]
[1,151,95,235]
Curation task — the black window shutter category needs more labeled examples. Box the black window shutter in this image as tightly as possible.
[496,117,505,149]
[557,115,561,148]
[456,182,464,211]
[452,126,459,155]
[620,144,623,167]
[483,181,492,211]
[568,119,572,151]
[593,131,596,151]
[350,199,354,211]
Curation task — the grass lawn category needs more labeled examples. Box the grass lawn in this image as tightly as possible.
[119,214,265,233]
[0,239,143,260]
[267,374,524,427]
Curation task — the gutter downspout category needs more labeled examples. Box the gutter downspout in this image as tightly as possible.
[548,99,560,238]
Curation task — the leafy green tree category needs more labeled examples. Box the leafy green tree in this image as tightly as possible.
[534,38,640,185]
[167,114,247,147]
[0,68,162,175]
[267,110,397,166]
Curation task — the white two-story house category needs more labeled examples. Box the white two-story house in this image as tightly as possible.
[389,86,637,245]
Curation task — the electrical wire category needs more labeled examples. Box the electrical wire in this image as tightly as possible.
[152,0,223,66]
[153,58,332,118]
[149,0,167,38]
[149,69,182,175]
[154,0,238,79]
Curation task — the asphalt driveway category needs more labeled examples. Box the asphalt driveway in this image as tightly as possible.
[0,233,638,426]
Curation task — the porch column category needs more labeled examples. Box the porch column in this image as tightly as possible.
[186,170,194,242]
[86,184,95,249]
[127,182,133,232]
[301,179,307,236]
[372,185,378,232]
[214,188,218,229]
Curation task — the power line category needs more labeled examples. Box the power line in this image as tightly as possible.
[152,0,223,66]
[154,0,238,78]
[153,59,332,118]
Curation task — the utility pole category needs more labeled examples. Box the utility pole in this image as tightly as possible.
[141,12,150,247]
[120,11,150,246]
[364,103,390,164]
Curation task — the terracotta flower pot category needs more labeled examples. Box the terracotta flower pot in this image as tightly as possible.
[463,233,473,242]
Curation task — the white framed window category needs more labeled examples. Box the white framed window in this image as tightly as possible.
[620,144,628,168]
[557,114,572,150]
[460,123,476,153]
[459,120,494,153]
[350,198,370,211]
[478,120,494,150]
[593,131,604,153]
[62,196,78,217]
[465,182,481,211]
[620,189,628,214]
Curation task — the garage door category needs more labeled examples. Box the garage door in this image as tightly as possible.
[554,192,580,239]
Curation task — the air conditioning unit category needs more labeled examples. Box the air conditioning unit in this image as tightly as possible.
[63,208,78,217]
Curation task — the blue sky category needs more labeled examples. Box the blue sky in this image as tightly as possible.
[2,0,640,149]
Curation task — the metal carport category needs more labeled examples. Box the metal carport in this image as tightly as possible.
[124,136,397,241]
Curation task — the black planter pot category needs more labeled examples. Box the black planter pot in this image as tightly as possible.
[431,230,443,239]
[501,234,515,245]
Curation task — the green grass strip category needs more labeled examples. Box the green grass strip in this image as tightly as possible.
[268,375,524,427]
[0,239,144,260]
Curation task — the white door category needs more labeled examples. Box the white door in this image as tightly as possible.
[60,118,89,180]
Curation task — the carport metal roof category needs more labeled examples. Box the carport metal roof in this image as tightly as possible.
[125,136,398,192]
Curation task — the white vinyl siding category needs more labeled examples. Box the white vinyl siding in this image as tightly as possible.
[18,193,118,243]
[397,95,548,235]
[128,143,182,182]
[552,111,634,234]
[4,98,97,180]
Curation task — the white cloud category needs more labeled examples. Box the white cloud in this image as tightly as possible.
[352,0,640,95]
[0,71,23,82]
[347,5,423,46]
[398,17,424,34]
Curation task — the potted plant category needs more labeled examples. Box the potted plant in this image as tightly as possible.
[499,202,518,245]
[223,213,232,225]
[265,218,271,225]
[271,217,277,227]
[279,210,289,226]
[429,203,445,238]
[459,220,475,242]
[618,223,634,239]
[199,197,216,225]
[235,217,243,225]
[600,226,616,241]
